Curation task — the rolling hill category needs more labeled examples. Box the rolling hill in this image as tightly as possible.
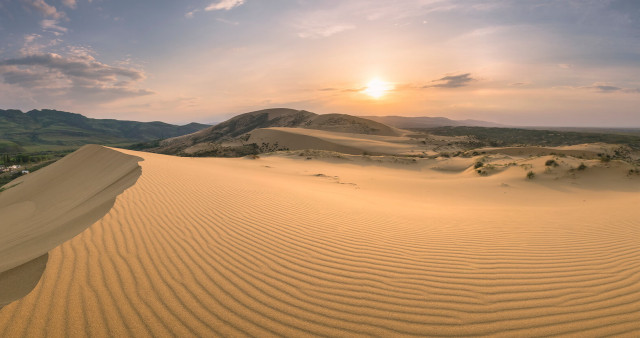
[0,109,209,153]
[152,108,403,155]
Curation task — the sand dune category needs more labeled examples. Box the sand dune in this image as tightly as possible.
[248,127,426,155]
[0,145,142,308]
[1,146,639,336]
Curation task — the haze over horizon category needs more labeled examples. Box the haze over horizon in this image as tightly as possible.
[1,0,639,127]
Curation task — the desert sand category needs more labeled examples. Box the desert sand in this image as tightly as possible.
[1,144,639,336]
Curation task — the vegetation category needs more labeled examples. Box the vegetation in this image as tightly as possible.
[417,126,640,149]
[0,150,69,187]
[474,161,484,169]
[577,163,587,171]
[599,154,612,162]
[526,171,535,179]
[545,159,559,167]
[0,109,208,153]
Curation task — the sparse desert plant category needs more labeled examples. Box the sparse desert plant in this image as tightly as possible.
[526,171,535,179]
[577,163,587,171]
[474,161,484,169]
[545,159,559,167]
[599,154,611,163]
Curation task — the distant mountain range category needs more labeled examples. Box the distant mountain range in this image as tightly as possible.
[360,115,505,129]
[0,109,209,153]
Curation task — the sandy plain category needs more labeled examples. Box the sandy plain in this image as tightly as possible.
[0,142,639,337]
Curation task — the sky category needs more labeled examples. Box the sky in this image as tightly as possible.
[0,0,639,126]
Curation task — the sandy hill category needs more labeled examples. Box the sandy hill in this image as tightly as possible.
[1,145,639,336]
[153,108,403,155]
[247,127,429,155]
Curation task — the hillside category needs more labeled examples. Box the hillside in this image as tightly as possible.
[152,108,403,155]
[361,115,505,128]
[0,109,209,152]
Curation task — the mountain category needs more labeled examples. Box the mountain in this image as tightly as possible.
[360,115,505,129]
[153,108,403,155]
[0,109,209,153]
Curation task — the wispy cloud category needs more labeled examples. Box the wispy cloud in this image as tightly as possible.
[61,0,76,10]
[594,85,622,92]
[24,0,65,19]
[205,0,245,11]
[297,24,355,39]
[185,10,199,19]
[19,34,62,55]
[40,19,68,34]
[579,83,640,94]
[426,73,475,88]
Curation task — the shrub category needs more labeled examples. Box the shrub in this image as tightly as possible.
[474,161,484,169]
[577,163,587,171]
[526,171,535,179]
[545,159,558,167]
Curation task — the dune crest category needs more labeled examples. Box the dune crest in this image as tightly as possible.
[0,145,142,307]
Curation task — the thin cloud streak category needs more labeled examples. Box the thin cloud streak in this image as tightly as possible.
[205,0,245,11]
[425,73,475,88]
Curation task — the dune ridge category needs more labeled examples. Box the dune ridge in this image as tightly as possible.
[0,147,639,336]
[0,145,142,308]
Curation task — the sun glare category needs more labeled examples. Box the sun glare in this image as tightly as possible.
[363,78,394,99]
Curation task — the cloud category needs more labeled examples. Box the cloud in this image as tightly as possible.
[40,19,68,34]
[20,34,62,55]
[205,0,244,11]
[24,0,65,19]
[185,10,199,19]
[580,83,640,94]
[297,24,355,39]
[0,52,152,102]
[61,0,76,9]
[594,85,622,92]
[426,73,475,88]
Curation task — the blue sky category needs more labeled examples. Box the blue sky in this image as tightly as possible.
[0,0,639,126]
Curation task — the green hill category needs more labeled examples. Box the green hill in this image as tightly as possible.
[0,109,209,153]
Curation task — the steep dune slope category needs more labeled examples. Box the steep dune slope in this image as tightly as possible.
[0,145,142,308]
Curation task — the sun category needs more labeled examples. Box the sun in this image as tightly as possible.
[362,78,394,99]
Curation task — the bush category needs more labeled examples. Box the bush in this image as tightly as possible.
[474,161,484,169]
[526,171,535,179]
[577,163,587,171]
[545,159,558,167]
